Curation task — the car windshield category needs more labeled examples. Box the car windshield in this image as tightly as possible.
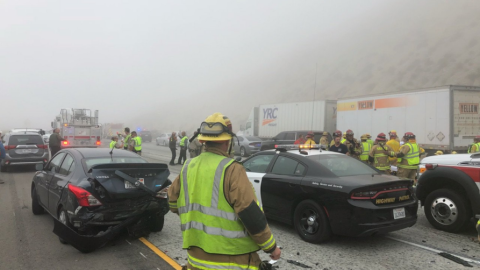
[83,157,147,171]
[306,154,378,177]
[9,135,43,145]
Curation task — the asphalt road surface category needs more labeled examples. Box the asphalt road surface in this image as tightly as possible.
[1,141,480,270]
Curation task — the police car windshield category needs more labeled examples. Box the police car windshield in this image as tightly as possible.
[306,154,378,177]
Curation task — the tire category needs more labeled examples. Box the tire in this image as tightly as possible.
[294,200,331,243]
[240,147,247,157]
[148,212,165,232]
[31,186,44,215]
[58,207,71,244]
[424,188,470,233]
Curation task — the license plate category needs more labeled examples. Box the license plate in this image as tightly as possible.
[20,149,32,154]
[124,178,144,189]
[393,207,406,219]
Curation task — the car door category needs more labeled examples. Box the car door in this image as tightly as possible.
[243,153,276,207]
[48,153,75,214]
[36,152,66,209]
[261,155,306,223]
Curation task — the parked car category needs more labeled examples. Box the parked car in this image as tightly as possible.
[243,146,417,243]
[233,135,263,157]
[139,131,152,142]
[1,132,49,172]
[31,148,171,252]
[156,133,171,146]
[156,133,180,147]
[416,153,480,233]
[260,130,331,151]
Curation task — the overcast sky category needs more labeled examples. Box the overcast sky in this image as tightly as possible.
[1,1,478,133]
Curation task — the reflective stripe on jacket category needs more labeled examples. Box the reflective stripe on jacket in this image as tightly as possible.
[398,143,419,169]
[178,152,259,255]
[360,142,371,161]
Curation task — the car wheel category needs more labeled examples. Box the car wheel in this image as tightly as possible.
[294,200,331,243]
[424,188,470,233]
[148,212,165,232]
[240,147,247,157]
[31,186,44,215]
[58,207,71,244]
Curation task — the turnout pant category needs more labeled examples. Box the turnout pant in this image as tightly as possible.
[397,167,417,180]
[185,247,262,270]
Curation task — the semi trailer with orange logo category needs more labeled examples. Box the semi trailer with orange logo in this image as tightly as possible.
[337,85,480,153]
[242,100,337,138]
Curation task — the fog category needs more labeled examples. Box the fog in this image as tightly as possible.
[1,0,479,134]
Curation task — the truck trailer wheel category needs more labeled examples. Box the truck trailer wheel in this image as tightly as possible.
[424,188,470,233]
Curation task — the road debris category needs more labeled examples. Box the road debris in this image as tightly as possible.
[438,252,473,267]
[287,260,311,268]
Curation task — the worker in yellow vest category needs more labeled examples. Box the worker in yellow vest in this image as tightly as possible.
[122,127,131,150]
[130,131,142,155]
[109,136,123,150]
[341,132,347,144]
[468,136,480,153]
[168,112,281,270]
[396,132,420,181]
[359,134,371,164]
[366,133,374,147]
[369,133,396,173]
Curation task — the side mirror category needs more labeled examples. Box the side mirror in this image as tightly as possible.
[35,163,44,171]
[235,157,242,162]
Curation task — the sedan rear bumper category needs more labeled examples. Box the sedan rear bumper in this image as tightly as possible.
[355,216,417,236]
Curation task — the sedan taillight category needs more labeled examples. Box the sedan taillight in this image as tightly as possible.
[68,184,102,206]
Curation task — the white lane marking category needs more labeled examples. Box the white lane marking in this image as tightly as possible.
[140,252,147,259]
[385,236,480,265]
[13,211,15,217]
[125,240,131,245]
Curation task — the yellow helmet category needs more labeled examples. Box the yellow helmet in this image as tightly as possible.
[451,151,458,154]
[197,112,233,142]
[435,150,443,155]
[360,134,368,140]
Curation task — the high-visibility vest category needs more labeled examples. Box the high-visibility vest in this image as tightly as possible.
[360,142,371,161]
[180,136,188,147]
[109,141,117,149]
[133,136,142,151]
[367,139,374,148]
[178,152,260,255]
[468,142,480,153]
[398,143,420,169]
[124,134,131,149]
[341,138,346,144]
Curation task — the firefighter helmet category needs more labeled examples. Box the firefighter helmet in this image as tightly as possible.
[198,112,234,142]
[306,131,314,138]
[333,130,342,137]
[376,133,387,141]
[360,134,368,140]
[389,130,397,138]
[322,131,328,136]
[346,129,354,136]
[404,132,415,140]
[435,150,443,155]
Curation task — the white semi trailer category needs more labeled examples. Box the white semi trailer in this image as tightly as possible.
[336,85,480,153]
[51,108,102,148]
[243,100,337,138]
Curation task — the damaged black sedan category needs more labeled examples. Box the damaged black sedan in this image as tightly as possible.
[31,148,171,252]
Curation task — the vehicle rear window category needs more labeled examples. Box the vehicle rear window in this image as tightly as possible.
[306,154,378,177]
[83,157,147,171]
[9,135,43,145]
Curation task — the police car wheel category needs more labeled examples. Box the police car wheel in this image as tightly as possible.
[240,147,247,157]
[424,189,470,233]
[294,200,331,243]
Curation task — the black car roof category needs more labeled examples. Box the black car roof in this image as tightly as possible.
[65,148,142,159]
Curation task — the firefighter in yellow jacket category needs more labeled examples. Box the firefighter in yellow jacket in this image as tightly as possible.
[168,112,281,270]
[386,130,401,165]
[368,133,396,174]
